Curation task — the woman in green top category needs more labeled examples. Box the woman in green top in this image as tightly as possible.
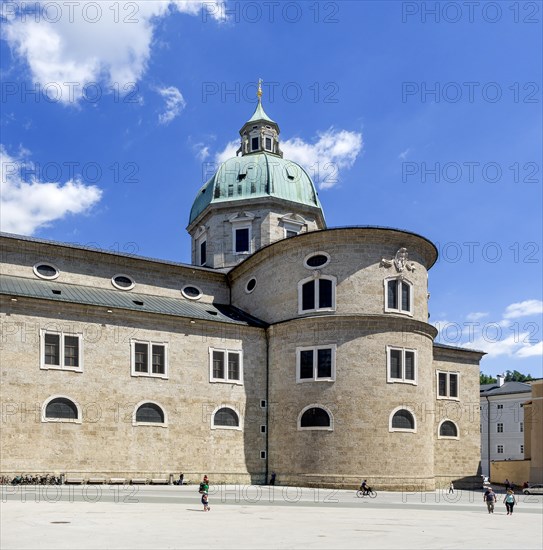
[503,490,517,515]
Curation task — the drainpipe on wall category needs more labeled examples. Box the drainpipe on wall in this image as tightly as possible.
[265,328,270,485]
[485,395,491,478]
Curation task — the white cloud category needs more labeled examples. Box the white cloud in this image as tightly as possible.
[466,311,489,321]
[209,129,363,189]
[516,341,543,358]
[157,86,186,124]
[0,145,102,235]
[193,143,210,161]
[2,1,224,104]
[282,128,363,189]
[398,148,410,160]
[503,300,543,319]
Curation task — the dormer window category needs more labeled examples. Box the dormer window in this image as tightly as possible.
[251,137,259,151]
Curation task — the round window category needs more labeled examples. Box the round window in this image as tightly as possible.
[111,274,135,291]
[182,286,203,300]
[245,278,257,293]
[304,253,330,269]
[33,263,60,280]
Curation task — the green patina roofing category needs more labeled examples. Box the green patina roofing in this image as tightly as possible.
[0,275,266,327]
[189,153,323,225]
[245,98,275,125]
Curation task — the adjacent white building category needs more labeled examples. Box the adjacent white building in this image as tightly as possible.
[480,376,532,477]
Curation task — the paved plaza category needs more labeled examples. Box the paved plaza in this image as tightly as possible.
[1,484,542,549]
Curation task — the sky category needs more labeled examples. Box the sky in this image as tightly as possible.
[0,0,542,379]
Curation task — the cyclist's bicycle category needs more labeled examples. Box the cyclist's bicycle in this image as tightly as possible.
[356,487,377,498]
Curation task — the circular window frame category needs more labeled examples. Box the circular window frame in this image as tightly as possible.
[33,262,60,280]
[245,277,257,294]
[111,274,135,291]
[303,252,331,270]
[181,285,203,300]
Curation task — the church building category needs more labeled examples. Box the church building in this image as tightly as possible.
[0,88,485,490]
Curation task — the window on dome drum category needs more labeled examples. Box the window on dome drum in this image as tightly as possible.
[437,371,459,399]
[210,349,243,384]
[200,240,207,266]
[390,409,416,431]
[251,137,259,151]
[296,346,336,382]
[385,278,412,314]
[41,331,82,372]
[234,227,250,253]
[182,286,202,300]
[131,341,168,378]
[135,402,165,424]
[44,397,79,421]
[439,420,458,438]
[299,407,332,430]
[213,407,240,428]
[387,347,416,384]
[304,253,330,269]
[265,137,272,151]
[497,423,503,433]
[33,263,59,280]
[299,276,336,314]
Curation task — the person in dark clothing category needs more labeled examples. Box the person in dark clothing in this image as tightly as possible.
[269,472,276,485]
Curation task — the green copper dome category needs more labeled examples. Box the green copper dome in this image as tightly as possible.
[189,153,323,225]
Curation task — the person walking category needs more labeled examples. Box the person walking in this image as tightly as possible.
[201,492,210,512]
[504,489,517,515]
[483,486,497,514]
[449,481,454,494]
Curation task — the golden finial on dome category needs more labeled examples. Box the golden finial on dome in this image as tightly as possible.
[257,78,263,99]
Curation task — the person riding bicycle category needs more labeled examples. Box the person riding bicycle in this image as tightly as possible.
[360,479,372,495]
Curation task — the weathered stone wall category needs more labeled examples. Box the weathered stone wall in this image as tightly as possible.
[0,299,267,483]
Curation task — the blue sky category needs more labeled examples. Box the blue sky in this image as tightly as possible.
[1,1,541,378]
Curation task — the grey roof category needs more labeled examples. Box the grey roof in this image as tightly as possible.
[433,342,486,355]
[480,381,532,397]
[0,275,266,328]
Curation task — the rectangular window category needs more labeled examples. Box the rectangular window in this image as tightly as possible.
[497,423,503,433]
[131,341,168,378]
[296,346,336,382]
[265,137,272,150]
[41,331,83,372]
[235,227,250,253]
[210,349,243,384]
[497,445,504,454]
[387,347,417,384]
[251,137,259,151]
[520,445,524,453]
[385,279,412,314]
[497,404,503,409]
[260,425,266,434]
[520,422,524,433]
[200,240,207,266]
[299,277,335,313]
[436,371,459,399]
[260,451,266,459]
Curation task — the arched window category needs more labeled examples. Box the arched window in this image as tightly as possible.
[298,405,333,431]
[390,408,416,432]
[212,407,240,429]
[439,420,459,438]
[134,402,166,425]
[298,275,336,314]
[42,396,81,423]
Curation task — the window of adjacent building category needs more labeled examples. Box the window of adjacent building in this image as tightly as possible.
[437,371,459,399]
[212,407,240,429]
[298,406,333,430]
[497,423,503,433]
[251,137,259,151]
[296,345,336,382]
[33,262,60,280]
[298,275,336,314]
[387,347,417,384]
[385,278,412,315]
[209,349,243,384]
[234,226,251,254]
[134,402,166,425]
[42,396,81,424]
[131,341,168,379]
[520,445,524,453]
[497,445,504,454]
[41,331,83,372]
[111,274,135,291]
[389,408,416,432]
[439,420,459,438]
[520,422,524,433]
[497,404,503,409]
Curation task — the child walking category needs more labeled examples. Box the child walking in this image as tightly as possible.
[201,492,210,512]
